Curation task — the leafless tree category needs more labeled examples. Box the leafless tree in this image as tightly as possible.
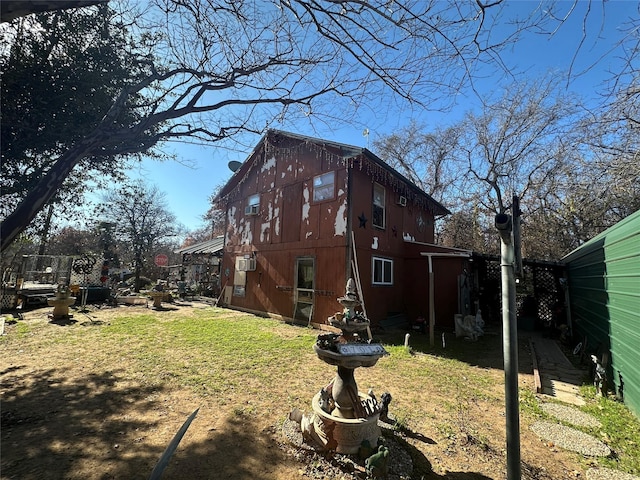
[98,182,178,291]
[373,120,464,204]
[522,15,640,258]
[1,0,589,251]
[458,78,583,215]
[375,77,589,258]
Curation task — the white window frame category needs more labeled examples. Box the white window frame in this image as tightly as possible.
[372,256,393,286]
[245,194,260,215]
[312,171,336,202]
[372,183,386,229]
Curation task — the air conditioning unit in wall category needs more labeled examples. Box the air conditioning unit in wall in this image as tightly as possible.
[397,195,407,207]
[244,204,259,215]
[238,257,257,272]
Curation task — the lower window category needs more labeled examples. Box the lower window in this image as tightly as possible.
[372,256,393,285]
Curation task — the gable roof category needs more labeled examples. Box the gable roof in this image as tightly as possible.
[216,129,450,216]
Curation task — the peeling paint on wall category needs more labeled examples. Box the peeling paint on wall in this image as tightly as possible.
[226,206,238,243]
[274,189,281,236]
[372,237,379,249]
[266,201,273,221]
[239,216,253,245]
[334,201,347,236]
[403,232,415,242]
[262,156,276,172]
[261,222,270,243]
[302,186,310,222]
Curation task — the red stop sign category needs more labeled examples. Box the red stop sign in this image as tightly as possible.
[154,254,169,267]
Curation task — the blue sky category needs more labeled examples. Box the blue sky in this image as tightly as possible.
[119,1,637,234]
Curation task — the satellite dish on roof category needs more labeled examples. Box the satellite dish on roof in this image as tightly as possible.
[228,160,242,172]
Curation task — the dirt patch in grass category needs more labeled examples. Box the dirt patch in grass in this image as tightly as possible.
[0,302,599,479]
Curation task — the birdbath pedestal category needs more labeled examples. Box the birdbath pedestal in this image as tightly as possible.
[48,286,76,321]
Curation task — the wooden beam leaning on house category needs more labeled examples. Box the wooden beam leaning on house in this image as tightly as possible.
[351,231,372,340]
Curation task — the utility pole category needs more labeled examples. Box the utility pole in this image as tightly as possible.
[495,202,521,480]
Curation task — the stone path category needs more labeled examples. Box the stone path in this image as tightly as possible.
[528,333,640,480]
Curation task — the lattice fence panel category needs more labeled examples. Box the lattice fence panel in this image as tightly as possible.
[533,266,561,324]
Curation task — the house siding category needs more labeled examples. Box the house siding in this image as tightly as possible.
[563,209,640,418]
[221,136,351,324]
[218,130,461,331]
[349,167,438,324]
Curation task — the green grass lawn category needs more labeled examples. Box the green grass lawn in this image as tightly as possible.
[2,305,639,477]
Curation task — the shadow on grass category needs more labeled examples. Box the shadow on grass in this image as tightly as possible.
[383,427,495,480]
[161,413,304,479]
[376,326,534,375]
[48,317,78,326]
[150,305,180,312]
[0,366,310,479]
[0,362,500,479]
[1,366,165,479]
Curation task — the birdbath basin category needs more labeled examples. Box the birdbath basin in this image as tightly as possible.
[48,287,76,320]
[311,391,380,454]
[148,291,164,308]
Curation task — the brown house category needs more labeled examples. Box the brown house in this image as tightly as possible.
[215,130,472,332]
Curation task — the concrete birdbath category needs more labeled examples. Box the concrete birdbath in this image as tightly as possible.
[48,285,76,321]
[148,291,165,309]
[148,282,169,309]
[293,279,388,454]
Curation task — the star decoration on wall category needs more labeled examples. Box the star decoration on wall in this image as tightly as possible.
[358,213,368,228]
[392,226,398,237]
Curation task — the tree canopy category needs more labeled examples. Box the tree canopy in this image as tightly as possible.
[374,73,640,260]
[1,0,600,251]
[1,4,156,209]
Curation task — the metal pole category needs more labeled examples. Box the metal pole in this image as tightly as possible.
[496,213,521,480]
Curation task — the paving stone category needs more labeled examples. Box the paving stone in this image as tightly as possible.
[586,467,640,480]
[541,403,601,428]
[531,421,610,457]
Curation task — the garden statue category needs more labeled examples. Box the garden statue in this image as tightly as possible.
[365,445,390,479]
[591,355,607,396]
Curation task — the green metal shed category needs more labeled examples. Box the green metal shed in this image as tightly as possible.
[563,209,640,417]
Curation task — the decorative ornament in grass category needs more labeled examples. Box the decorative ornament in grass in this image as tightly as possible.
[591,355,607,396]
[289,408,325,449]
[379,392,392,423]
[365,445,390,479]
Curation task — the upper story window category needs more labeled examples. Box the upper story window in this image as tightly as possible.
[245,193,260,215]
[372,183,385,229]
[313,171,335,202]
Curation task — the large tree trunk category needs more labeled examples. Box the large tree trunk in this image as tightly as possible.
[37,203,55,256]
[1,139,97,252]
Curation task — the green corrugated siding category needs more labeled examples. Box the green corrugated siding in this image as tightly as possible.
[564,209,640,418]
